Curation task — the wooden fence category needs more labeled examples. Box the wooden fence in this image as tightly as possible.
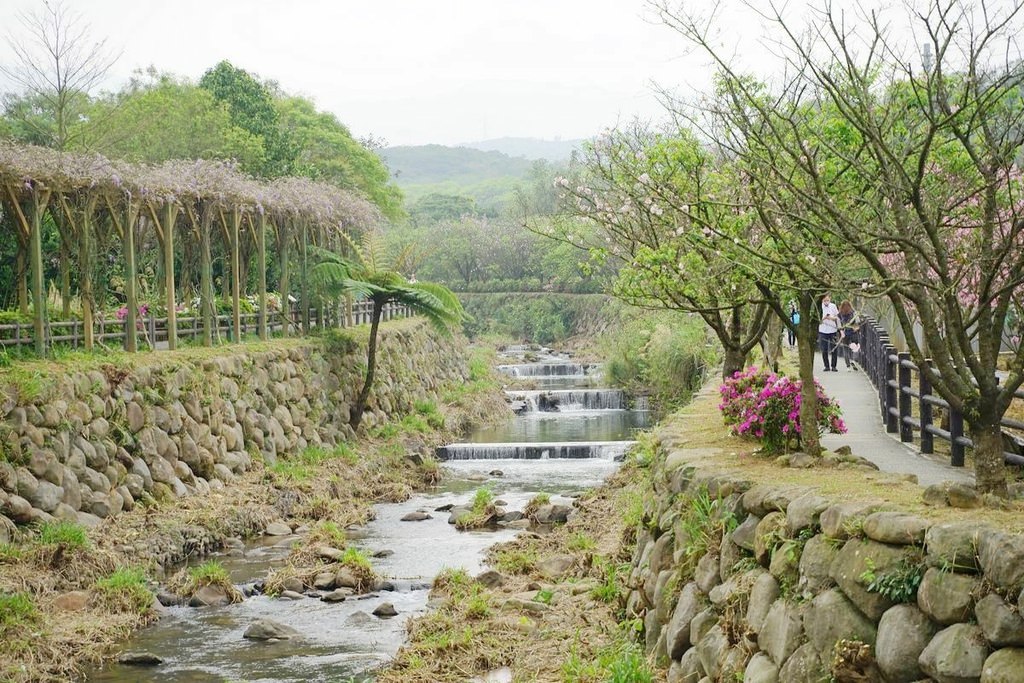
[0,300,411,352]
[857,316,1024,467]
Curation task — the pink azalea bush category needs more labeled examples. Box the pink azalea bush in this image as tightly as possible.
[719,366,846,454]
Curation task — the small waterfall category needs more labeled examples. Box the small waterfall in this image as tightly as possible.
[437,441,634,461]
[496,362,599,378]
[505,389,625,412]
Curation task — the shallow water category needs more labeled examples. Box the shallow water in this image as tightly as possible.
[90,355,631,682]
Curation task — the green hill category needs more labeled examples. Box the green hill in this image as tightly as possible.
[379,144,534,185]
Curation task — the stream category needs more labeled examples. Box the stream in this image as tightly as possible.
[89,346,648,682]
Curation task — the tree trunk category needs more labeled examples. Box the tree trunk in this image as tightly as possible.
[971,421,1007,497]
[796,292,821,456]
[762,312,783,371]
[722,346,746,381]
[350,301,384,430]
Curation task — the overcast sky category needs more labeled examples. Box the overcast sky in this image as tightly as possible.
[0,1,867,147]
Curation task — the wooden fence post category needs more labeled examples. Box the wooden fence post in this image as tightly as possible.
[920,360,933,454]
[885,345,898,433]
[950,408,965,467]
[898,352,912,442]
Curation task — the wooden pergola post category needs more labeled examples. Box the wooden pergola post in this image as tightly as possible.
[30,187,51,356]
[231,206,242,343]
[124,198,138,352]
[300,220,309,334]
[163,202,179,351]
[257,212,268,341]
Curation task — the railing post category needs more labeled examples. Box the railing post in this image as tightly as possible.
[148,313,156,348]
[885,345,898,433]
[950,407,965,467]
[920,360,933,454]
[898,352,913,442]
[878,332,890,421]
[72,319,79,348]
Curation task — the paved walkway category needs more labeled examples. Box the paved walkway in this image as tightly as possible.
[812,354,973,487]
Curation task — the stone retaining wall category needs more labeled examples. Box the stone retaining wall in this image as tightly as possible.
[628,438,1024,682]
[0,322,466,535]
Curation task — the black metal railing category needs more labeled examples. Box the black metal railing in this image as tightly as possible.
[858,316,1024,467]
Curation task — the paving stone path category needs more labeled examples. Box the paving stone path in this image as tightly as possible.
[812,352,973,487]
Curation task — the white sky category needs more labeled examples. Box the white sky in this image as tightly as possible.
[0,0,894,147]
[0,0,788,146]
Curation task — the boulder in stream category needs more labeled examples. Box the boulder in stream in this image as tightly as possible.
[372,602,398,618]
[401,511,432,522]
[118,652,163,666]
[243,618,301,641]
[265,521,292,536]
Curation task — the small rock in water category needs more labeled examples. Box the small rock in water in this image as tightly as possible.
[322,588,352,603]
[372,548,395,558]
[118,652,163,667]
[467,473,488,482]
[265,521,292,536]
[489,470,505,477]
[282,577,304,594]
[433,504,454,512]
[372,602,398,618]
[189,585,232,607]
[494,499,508,506]
[243,618,300,641]
[317,545,345,562]
[156,591,187,607]
[279,590,304,600]
[401,511,432,522]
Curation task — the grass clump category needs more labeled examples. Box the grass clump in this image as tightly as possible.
[493,544,539,575]
[0,543,23,563]
[267,442,359,482]
[167,560,243,603]
[523,492,551,518]
[454,486,499,530]
[567,532,596,552]
[35,521,89,551]
[0,592,40,660]
[561,638,654,683]
[591,559,626,604]
[94,567,154,615]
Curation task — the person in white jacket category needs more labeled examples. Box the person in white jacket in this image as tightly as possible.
[818,293,840,372]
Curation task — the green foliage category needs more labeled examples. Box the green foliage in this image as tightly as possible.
[414,400,445,430]
[534,588,555,605]
[561,638,653,683]
[860,557,925,603]
[567,532,596,552]
[460,293,602,343]
[35,521,89,551]
[340,546,372,572]
[677,488,737,579]
[268,442,357,481]
[601,309,715,415]
[494,545,539,575]
[188,560,230,586]
[465,590,492,618]
[0,593,38,639]
[276,95,404,219]
[199,60,294,177]
[94,567,153,614]
[0,543,23,562]
[591,559,626,603]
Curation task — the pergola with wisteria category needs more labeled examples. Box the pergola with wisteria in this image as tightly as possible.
[0,142,381,355]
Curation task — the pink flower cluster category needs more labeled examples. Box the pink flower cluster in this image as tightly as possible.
[115,304,149,321]
[719,366,846,454]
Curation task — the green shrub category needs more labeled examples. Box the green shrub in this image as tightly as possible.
[94,567,153,614]
[0,593,38,639]
[36,521,89,551]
